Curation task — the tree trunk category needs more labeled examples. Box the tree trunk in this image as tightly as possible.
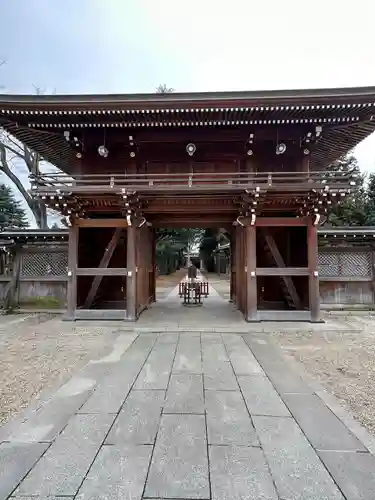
[32,199,48,229]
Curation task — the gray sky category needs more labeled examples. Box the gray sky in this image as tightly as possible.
[1,0,375,224]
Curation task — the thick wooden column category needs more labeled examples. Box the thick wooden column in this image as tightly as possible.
[246,224,258,321]
[234,226,241,307]
[307,222,320,322]
[126,225,137,320]
[151,229,156,302]
[66,223,78,320]
[229,229,235,303]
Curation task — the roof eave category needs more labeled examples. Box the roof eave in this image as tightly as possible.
[2,85,375,108]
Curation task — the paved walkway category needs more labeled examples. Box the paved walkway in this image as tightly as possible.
[138,274,246,330]
[1,328,375,499]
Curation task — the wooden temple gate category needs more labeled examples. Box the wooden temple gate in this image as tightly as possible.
[1,87,373,321]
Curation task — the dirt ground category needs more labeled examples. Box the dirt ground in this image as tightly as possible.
[0,314,117,426]
[271,321,375,435]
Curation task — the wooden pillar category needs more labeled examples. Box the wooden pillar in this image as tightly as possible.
[151,229,156,302]
[234,226,240,307]
[66,223,78,320]
[126,225,137,320]
[229,230,234,303]
[371,245,375,305]
[246,224,258,321]
[307,222,320,322]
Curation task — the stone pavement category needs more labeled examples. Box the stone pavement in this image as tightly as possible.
[2,328,375,500]
[138,275,248,330]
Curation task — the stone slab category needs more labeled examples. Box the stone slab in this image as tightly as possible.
[10,497,72,500]
[75,445,152,500]
[243,337,312,393]
[4,389,91,443]
[164,374,204,414]
[78,336,156,413]
[105,390,164,445]
[266,366,313,394]
[179,331,201,338]
[283,393,367,451]
[205,390,258,446]
[14,414,115,497]
[77,367,137,414]
[79,335,156,413]
[156,332,180,343]
[134,342,176,390]
[243,337,293,371]
[239,375,291,417]
[87,332,138,364]
[203,362,238,390]
[201,333,223,343]
[253,416,344,500]
[209,445,278,500]
[173,339,202,374]
[222,334,265,375]
[202,342,229,363]
[0,442,48,500]
[318,450,375,500]
[144,414,210,499]
[228,349,265,375]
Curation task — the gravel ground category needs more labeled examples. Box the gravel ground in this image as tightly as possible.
[0,314,119,426]
[271,320,375,435]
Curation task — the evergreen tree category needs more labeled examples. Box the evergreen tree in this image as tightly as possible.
[155,228,203,275]
[0,184,28,230]
[327,153,368,226]
[364,173,375,226]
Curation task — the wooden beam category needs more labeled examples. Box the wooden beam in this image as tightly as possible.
[246,225,257,321]
[76,219,128,228]
[66,223,78,320]
[261,228,301,309]
[126,226,137,320]
[256,217,309,227]
[256,267,309,276]
[307,222,320,321]
[83,228,122,309]
[77,267,127,276]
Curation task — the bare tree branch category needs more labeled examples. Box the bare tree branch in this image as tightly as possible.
[1,141,24,160]
[5,134,23,152]
[0,144,33,207]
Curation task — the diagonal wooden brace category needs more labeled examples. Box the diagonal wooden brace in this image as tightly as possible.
[83,228,123,309]
[261,228,301,309]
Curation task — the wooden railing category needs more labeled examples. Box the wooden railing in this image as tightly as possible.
[30,170,358,194]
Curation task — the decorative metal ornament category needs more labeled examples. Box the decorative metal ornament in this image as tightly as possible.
[76,152,83,159]
[303,148,310,155]
[186,143,196,156]
[247,149,253,156]
[130,151,136,158]
[276,143,287,155]
[98,145,109,157]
